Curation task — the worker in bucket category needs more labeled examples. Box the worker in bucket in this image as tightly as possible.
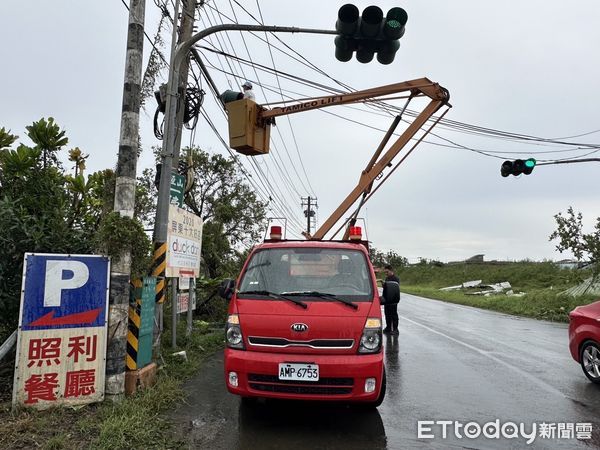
[242,80,255,101]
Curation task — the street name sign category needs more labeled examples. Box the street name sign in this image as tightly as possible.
[170,173,185,207]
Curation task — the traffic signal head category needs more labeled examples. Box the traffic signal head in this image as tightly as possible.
[500,160,512,177]
[523,158,536,175]
[500,158,536,177]
[335,4,408,65]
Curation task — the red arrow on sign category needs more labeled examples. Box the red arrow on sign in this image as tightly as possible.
[27,308,102,327]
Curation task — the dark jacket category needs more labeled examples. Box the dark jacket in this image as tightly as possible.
[382,274,400,305]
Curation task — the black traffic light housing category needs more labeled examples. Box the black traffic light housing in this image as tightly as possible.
[501,158,536,177]
[335,4,408,64]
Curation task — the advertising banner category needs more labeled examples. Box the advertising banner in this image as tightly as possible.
[166,205,203,278]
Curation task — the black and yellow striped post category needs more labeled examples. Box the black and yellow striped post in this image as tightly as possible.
[126,279,143,371]
[151,242,168,304]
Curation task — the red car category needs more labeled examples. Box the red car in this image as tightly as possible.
[569,300,600,383]
[218,228,386,407]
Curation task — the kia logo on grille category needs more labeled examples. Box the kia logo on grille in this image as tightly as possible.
[291,323,308,332]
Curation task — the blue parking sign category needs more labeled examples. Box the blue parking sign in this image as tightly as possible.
[20,254,110,331]
[13,253,111,409]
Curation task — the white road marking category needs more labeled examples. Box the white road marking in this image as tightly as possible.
[399,314,567,398]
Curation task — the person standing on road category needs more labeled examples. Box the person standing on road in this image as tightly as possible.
[242,80,255,101]
[381,264,400,335]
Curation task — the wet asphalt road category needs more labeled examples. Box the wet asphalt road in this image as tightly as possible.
[169,294,600,449]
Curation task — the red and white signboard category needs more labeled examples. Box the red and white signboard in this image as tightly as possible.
[176,292,196,314]
[166,205,203,278]
[13,254,110,408]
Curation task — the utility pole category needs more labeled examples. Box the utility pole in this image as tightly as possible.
[106,0,146,397]
[173,0,197,156]
[169,0,197,349]
[152,25,336,298]
[302,196,318,235]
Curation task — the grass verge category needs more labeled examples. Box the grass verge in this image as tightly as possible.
[0,322,224,450]
[402,285,598,322]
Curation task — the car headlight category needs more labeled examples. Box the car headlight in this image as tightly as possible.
[226,314,245,350]
[358,317,382,354]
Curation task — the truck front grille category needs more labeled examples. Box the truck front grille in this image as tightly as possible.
[247,336,354,349]
[247,373,354,396]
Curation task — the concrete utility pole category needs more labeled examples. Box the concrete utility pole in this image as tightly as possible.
[106,0,146,397]
[302,196,318,235]
[171,0,196,349]
[173,0,197,156]
[152,24,336,261]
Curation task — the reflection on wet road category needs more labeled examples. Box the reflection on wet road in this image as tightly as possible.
[169,294,600,449]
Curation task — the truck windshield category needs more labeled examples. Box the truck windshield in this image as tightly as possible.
[238,247,373,302]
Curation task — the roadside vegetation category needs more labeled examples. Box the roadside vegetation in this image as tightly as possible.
[397,261,597,322]
[0,120,264,344]
[0,323,225,450]
[370,206,600,323]
[0,118,256,449]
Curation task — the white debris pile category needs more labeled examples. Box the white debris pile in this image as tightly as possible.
[439,280,525,297]
[562,277,600,297]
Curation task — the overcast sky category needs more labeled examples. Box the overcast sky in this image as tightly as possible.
[2,0,599,263]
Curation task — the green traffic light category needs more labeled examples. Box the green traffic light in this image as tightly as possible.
[383,8,408,39]
[335,4,408,64]
[522,158,536,175]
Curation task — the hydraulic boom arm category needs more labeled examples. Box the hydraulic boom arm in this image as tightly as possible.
[224,77,450,240]
[257,78,449,240]
[259,77,448,120]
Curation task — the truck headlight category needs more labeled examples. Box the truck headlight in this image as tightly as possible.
[358,317,382,354]
[226,314,245,350]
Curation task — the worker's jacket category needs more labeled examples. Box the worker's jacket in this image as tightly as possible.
[381,275,400,305]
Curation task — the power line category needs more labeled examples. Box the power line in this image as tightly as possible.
[253,0,317,197]
[199,108,305,236]
[208,2,600,156]
[201,7,309,212]
[199,55,600,163]
[221,0,316,198]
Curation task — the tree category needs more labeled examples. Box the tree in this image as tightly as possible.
[142,146,268,277]
[550,207,600,280]
[185,148,267,277]
[25,117,68,169]
[369,247,409,270]
[0,119,150,337]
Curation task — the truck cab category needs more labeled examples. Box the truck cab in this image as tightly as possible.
[220,226,385,407]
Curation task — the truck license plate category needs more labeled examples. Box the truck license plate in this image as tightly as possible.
[278,363,319,381]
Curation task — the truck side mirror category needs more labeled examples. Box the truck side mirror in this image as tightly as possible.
[218,278,235,300]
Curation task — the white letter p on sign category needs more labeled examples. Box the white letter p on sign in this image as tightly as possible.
[43,260,90,307]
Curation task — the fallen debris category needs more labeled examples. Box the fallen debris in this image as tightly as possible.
[562,277,600,297]
[172,350,188,361]
[439,280,482,291]
[440,280,523,296]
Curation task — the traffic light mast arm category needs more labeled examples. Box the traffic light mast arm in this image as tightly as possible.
[259,77,449,120]
[311,95,448,240]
